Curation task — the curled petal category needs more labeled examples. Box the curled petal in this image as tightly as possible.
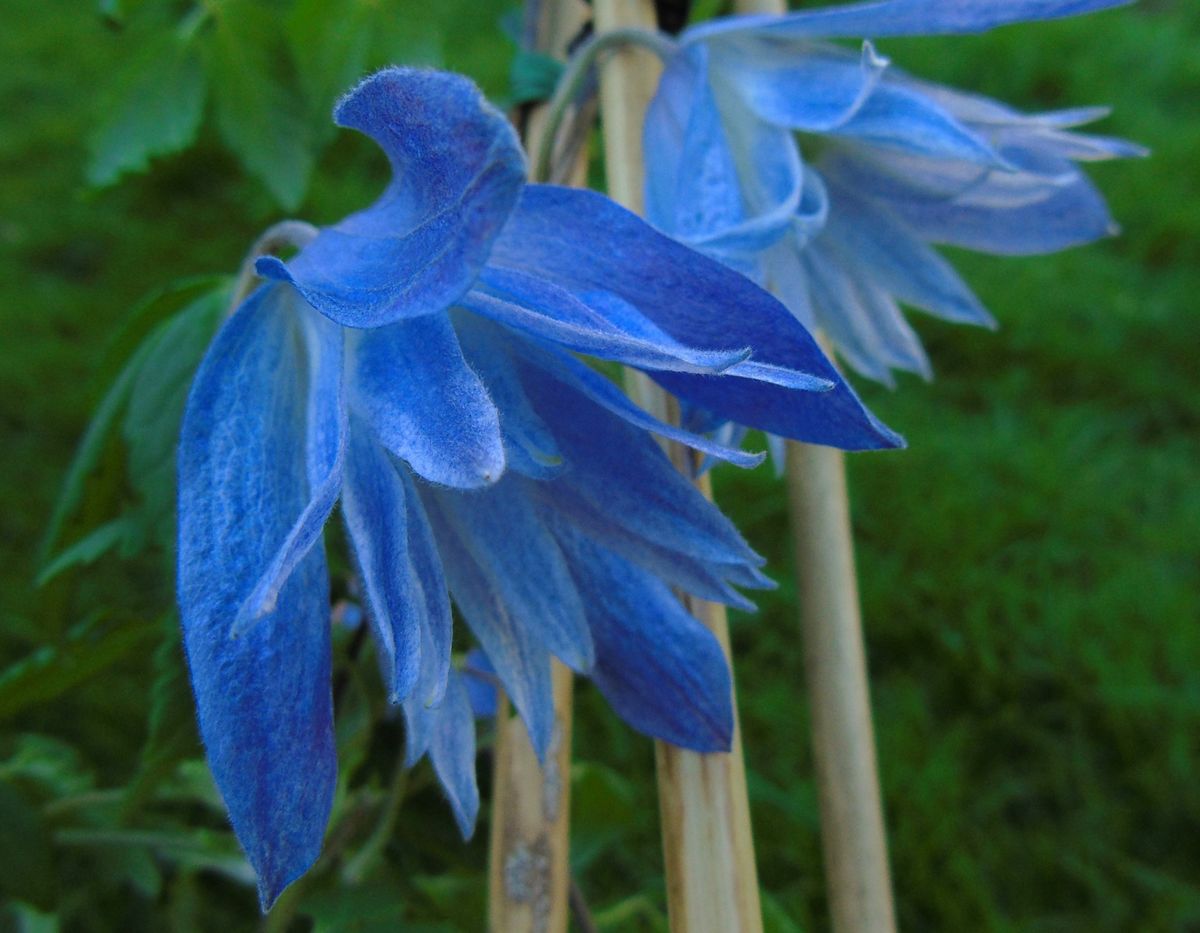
[257,68,526,328]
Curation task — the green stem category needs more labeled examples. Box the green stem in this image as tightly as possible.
[532,27,676,183]
[228,220,319,316]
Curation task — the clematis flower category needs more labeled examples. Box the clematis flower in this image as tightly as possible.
[643,0,1144,383]
[178,67,900,907]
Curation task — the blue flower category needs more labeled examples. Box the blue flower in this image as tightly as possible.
[643,0,1144,383]
[178,68,900,907]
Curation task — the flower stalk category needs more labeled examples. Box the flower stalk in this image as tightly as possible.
[487,3,590,931]
[731,0,899,929]
[594,0,763,929]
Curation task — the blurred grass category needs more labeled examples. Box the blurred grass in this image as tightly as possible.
[1,0,1197,929]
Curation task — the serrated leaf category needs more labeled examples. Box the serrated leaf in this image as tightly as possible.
[209,0,315,209]
[87,25,206,186]
[0,616,156,721]
[0,779,57,910]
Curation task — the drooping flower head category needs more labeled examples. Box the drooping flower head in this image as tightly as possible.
[179,68,900,907]
[644,0,1144,383]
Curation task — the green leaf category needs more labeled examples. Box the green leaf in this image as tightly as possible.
[0,616,156,721]
[122,621,201,818]
[285,0,374,138]
[299,882,409,933]
[86,24,206,186]
[0,735,94,800]
[209,0,315,210]
[39,337,153,564]
[0,779,57,910]
[121,290,225,548]
[98,275,229,386]
[55,827,255,886]
[36,517,135,586]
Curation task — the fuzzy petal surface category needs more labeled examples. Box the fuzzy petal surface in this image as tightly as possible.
[257,68,526,327]
[177,286,335,909]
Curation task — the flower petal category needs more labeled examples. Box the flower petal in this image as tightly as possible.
[821,180,993,326]
[341,418,425,703]
[463,266,754,375]
[555,528,734,752]
[515,340,767,469]
[645,44,800,256]
[422,493,555,758]
[685,0,1131,43]
[453,312,564,480]
[714,37,886,132]
[402,671,479,838]
[350,313,505,489]
[256,68,526,328]
[516,355,763,571]
[491,185,904,450]
[234,292,345,633]
[428,478,594,674]
[178,285,335,910]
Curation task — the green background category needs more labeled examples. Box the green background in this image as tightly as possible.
[1,0,1196,929]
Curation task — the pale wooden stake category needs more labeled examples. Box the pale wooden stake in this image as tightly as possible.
[731,0,899,928]
[593,1,764,929]
[487,3,591,932]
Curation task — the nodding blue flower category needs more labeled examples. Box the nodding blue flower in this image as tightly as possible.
[178,67,901,907]
[643,0,1145,384]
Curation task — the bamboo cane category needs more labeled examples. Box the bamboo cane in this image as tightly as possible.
[592,2,764,929]
[487,4,591,931]
[732,1,899,928]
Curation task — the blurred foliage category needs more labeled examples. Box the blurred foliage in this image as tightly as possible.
[1,0,1198,930]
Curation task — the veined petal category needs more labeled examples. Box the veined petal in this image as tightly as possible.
[256,68,526,328]
[422,493,555,758]
[554,528,734,752]
[453,312,564,479]
[178,285,335,910]
[644,44,798,256]
[340,418,424,703]
[402,671,479,839]
[822,180,993,326]
[349,313,504,489]
[492,185,903,450]
[684,0,1132,44]
[510,338,767,468]
[400,466,453,707]
[463,266,753,375]
[517,356,764,570]
[429,478,594,674]
[235,293,345,633]
[832,79,1005,165]
[890,169,1118,254]
[714,37,887,132]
